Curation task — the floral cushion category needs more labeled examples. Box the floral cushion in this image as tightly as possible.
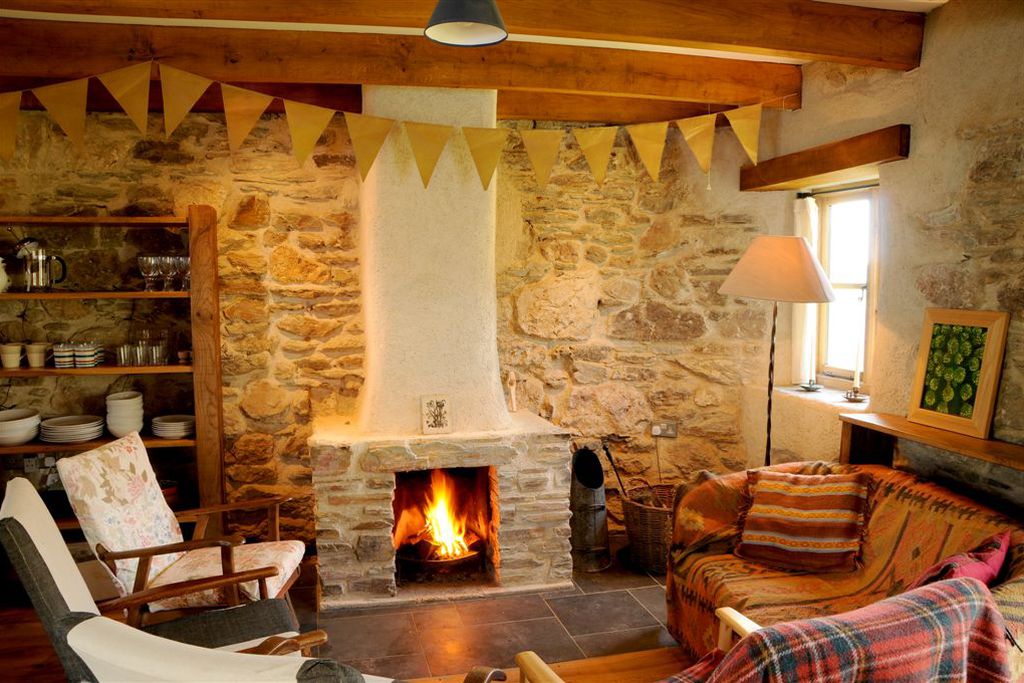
[146,540,306,611]
[56,432,183,595]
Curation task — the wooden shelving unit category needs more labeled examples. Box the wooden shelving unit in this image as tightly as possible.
[0,291,189,301]
[839,412,1024,472]
[0,365,192,378]
[0,437,197,456]
[0,206,224,510]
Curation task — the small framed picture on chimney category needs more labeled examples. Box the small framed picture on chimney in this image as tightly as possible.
[421,394,453,435]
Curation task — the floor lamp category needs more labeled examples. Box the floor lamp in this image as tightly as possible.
[719,236,835,467]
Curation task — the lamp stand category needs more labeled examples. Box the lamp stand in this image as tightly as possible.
[764,301,778,468]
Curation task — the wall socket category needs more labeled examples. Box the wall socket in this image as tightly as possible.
[651,421,678,438]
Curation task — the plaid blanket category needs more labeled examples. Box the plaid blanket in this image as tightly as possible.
[662,577,1012,683]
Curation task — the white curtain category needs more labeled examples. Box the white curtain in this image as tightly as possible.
[791,197,820,384]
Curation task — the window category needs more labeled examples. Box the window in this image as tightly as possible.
[816,189,876,386]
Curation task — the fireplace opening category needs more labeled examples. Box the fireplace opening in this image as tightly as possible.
[392,466,498,585]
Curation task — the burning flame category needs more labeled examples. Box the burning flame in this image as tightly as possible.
[422,470,470,559]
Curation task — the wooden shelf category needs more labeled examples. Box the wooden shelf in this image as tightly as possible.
[839,412,1024,471]
[0,291,189,301]
[0,365,192,378]
[0,436,196,456]
[0,215,188,228]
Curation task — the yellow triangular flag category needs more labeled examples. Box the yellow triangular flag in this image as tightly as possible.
[344,112,395,181]
[462,126,507,190]
[573,126,618,186]
[284,100,335,166]
[724,103,762,165]
[159,64,212,138]
[520,129,564,188]
[0,91,20,161]
[626,121,669,182]
[32,79,88,149]
[403,121,454,188]
[221,84,273,152]
[677,113,718,175]
[97,62,152,135]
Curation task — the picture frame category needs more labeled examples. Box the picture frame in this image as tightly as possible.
[907,308,1009,438]
[420,394,453,435]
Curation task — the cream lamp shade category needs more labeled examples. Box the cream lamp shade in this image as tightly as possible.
[719,235,835,304]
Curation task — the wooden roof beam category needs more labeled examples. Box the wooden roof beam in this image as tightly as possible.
[2,0,925,70]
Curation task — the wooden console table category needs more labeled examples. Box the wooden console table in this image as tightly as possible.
[839,412,1024,472]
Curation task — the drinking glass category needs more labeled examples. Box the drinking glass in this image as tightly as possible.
[138,255,161,292]
[157,256,178,291]
[175,255,191,291]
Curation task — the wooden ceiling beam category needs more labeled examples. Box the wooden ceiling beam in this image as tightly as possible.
[3,0,925,70]
[740,124,911,191]
[0,18,801,108]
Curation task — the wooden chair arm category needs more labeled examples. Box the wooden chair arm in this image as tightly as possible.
[96,566,280,614]
[176,496,288,541]
[462,667,508,683]
[238,630,328,656]
[96,536,245,562]
[715,607,761,651]
[514,651,562,683]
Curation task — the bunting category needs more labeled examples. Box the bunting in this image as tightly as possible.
[724,103,762,165]
[344,112,395,181]
[403,121,454,188]
[221,84,274,152]
[284,100,335,166]
[159,64,212,138]
[520,129,564,188]
[626,121,669,182]
[32,79,89,150]
[573,126,618,186]
[462,126,507,190]
[0,92,20,161]
[97,62,152,135]
[0,60,770,186]
[677,113,718,175]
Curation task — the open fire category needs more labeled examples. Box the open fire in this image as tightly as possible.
[392,467,493,581]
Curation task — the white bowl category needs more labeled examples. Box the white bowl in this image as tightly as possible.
[0,408,41,431]
[107,408,144,418]
[106,391,143,402]
[108,424,142,438]
[0,425,38,445]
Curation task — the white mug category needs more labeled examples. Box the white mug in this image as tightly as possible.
[26,342,49,368]
[1,343,24,369]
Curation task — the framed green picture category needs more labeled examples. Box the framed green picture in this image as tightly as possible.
[907,308,1009,438]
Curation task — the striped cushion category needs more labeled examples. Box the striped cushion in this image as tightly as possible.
[735,471,868,572]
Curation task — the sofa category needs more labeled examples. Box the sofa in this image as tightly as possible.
[666,462,1024,669]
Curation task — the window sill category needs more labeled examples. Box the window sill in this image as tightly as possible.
[777,385,872,412]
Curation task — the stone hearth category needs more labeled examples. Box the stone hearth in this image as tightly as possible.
[311,411,574,608]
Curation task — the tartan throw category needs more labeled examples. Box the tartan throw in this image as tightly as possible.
[660,577,1011,683]
[735,470,868,572]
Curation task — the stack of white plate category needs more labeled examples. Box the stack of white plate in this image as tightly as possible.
[0,408,41,446]
[40,415,104,443]
[152,414,195,439]
[107,391,144,438]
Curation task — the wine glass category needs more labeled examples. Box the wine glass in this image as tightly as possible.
[157,256,178,291]
[175,255,191,291]
[138,255,160,292]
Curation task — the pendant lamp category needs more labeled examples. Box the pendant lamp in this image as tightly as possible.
[425,0,508,47]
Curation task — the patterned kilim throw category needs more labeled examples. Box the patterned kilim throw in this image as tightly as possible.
[736,471,868,572]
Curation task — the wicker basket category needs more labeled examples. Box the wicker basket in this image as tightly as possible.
[622,482,675,573]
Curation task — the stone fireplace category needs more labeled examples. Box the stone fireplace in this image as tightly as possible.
[310,85,573,609]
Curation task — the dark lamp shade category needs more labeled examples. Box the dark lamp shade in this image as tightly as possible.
[719,235,835,303]
[425,0,509,46]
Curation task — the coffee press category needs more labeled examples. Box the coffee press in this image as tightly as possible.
[15,237,67,292]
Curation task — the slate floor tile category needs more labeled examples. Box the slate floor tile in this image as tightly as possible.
[340,653,432,680]
[456,593,553,625]
[412,605,464,631]
[573,625,678,658]
[418,617,583,676]
[318,612,421,661]
[547,591,659,636]
[629,585,668,624]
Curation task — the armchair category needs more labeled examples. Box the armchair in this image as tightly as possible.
[55,432,304,623]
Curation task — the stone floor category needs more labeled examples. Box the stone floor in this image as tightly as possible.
[296,540,676,680]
